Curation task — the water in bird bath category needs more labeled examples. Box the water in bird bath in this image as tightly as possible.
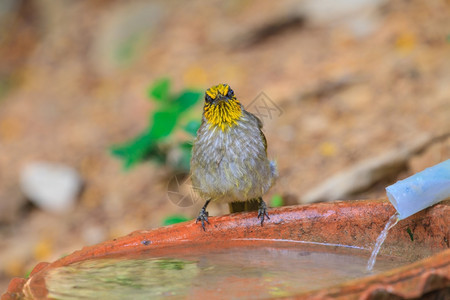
[367,212,400,271]
[44,241,410,299]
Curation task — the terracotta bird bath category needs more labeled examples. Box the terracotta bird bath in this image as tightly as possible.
[2,199,449,299]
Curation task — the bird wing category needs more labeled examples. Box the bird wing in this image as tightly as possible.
[245,110,268,154]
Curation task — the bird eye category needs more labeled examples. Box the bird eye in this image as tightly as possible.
[227,88,234,98]
[205,94,213,103]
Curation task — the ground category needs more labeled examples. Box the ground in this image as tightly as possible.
[0,0,449,292]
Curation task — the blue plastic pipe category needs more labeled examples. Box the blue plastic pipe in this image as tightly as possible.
[386,159,450,220]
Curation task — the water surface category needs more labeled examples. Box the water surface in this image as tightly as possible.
[46,241,410,299]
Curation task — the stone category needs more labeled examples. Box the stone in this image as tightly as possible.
[301,134,449,203]
[299,0,387,37]
[20,162,82,213]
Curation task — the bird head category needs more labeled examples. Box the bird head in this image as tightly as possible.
[203,84,242,131]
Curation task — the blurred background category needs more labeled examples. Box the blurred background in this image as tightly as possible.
[0,0,449,291]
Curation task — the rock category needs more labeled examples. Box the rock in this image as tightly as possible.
[301,133,450,203]
[299,0,387,37]
[20,162,82,213]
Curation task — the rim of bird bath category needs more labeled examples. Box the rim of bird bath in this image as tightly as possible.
[2,199,449,299]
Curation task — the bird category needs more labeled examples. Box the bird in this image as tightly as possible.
[190,83,277,230]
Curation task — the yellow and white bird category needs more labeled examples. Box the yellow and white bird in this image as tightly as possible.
[190,84,277,230]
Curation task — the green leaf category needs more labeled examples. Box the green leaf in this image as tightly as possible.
[111,79,203,170]
[110,130,155,170]
[144,145,167,165]
[148,78,171,102]
[173,90,202,113]
[149,109,179,139]
[110,108,179,170]
[162,214,190,226]
[183,120,201,136]
[270,194,284,207]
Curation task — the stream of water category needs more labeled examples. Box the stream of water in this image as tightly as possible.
[367,212,400,271]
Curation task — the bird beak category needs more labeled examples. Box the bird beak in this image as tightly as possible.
[213,95,229,105]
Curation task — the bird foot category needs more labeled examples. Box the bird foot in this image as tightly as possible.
[257,199,270,226]
[196,208,210,231]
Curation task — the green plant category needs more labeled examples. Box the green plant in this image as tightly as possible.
[162,214,190,226]
[270,194,284,207]
[111,78,202,171]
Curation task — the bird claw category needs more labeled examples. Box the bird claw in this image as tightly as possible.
[196,209,210,231]
[258,199,270,226]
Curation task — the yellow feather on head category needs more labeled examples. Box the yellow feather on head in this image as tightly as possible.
[203,84,242,131]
